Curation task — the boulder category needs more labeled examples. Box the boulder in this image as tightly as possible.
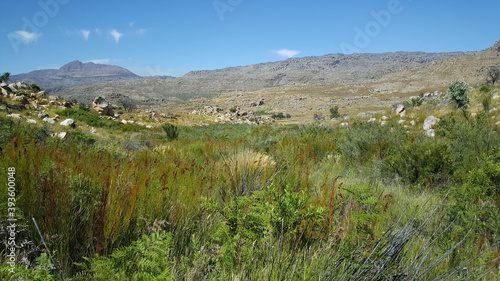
[93,96,109,108]
[51,132,67,139]
[423,116,440,131]
[92,96,114,116]
[1,87,8,96]
[396,104,405,115]
[60,119,75,126]
[16,82,31,90]
[7,114,22,119]
[13,95,28,104]
[43,117,56,124]
[38,111,49,119]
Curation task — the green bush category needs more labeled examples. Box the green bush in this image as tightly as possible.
[162,124,178,141]
[271,112,290,119]
[446,81,470,108]
[479,85,493,112]
[75,231,174,280]
[31,83,41,92]
[403,96,423,108]
[329,105,340,119]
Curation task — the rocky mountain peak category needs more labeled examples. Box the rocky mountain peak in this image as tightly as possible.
[59,60,85,72]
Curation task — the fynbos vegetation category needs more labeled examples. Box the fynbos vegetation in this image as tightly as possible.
[1,80,499,280]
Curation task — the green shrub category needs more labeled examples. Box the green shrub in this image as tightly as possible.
[31,83,41,92]
[383,134,451,185]
[162,124,178,141]
[329,105,340,119]
[271,112,290,119]
[479,85,493,112]
[76,231,174,280]
[403,96,423,108]
[446,81,470,108]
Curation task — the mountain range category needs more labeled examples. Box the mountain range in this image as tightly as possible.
[9,41,500,108]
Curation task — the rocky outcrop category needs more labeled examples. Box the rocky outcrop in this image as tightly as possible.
[423,116,440,137]
[93,96,115,116]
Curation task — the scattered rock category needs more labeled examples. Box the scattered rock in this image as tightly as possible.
[381,116,388,120]
[8,84,19,93]
[7,114,22,119]
[398,120,405,124]
[423,116,440,131]
[26,119,37,124]
[121,119,128,125]
[396,104,405,115]
[137,122,145,126]
[12,95,29,104]
[60,119,75,126]
[90,127,97,134]
[16,82,31,90]
[0,105,7,111]
[38,111,49,119]
[51,132,67,139]
[146,125,152,129]
[43,117,56,124]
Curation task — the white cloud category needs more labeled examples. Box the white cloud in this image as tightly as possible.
[110,29,123,43]
[86,59,110,64]
[275,49,300,58]
[14,31,41,43]
[81,29,90,41]
[95,28,103,36]
[129,21,134,27]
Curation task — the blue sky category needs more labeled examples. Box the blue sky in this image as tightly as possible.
[2,0,499,77]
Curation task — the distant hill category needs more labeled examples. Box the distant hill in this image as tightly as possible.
[10,60,141,93]
[61,51,466,106]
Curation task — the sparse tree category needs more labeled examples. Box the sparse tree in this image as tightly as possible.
[446,81,470,108]
[486,67,500,85]
[0,72,10,83]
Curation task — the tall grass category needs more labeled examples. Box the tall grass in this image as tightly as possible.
[0,111,499,280]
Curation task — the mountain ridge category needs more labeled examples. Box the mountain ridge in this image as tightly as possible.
[58,50,468,106]
[10,60,141,92]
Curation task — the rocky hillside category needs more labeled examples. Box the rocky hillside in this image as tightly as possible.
[10,60,141,93]
[60,51,465,106]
